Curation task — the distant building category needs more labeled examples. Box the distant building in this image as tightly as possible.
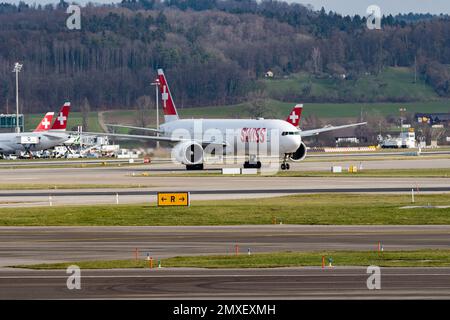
[335,136,359,145]
[415,113,450,126]
[0,114,24,132]
[265,70,274,78]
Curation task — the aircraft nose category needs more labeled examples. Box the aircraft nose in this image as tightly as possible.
[283,135,301,153]
[290,135,301,150]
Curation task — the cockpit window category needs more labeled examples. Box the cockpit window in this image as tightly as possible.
[282,131,300,136]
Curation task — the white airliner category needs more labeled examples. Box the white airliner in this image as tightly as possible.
[0,103,72,158]
[101,69,366,170]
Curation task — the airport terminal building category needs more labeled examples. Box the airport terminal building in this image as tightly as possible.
[415,113,450,126]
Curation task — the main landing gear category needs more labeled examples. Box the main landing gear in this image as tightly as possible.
[243,160,262,169]
[244,155,262,169]
[186,163,204,170]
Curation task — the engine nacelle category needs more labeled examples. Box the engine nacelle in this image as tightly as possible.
[172,141,204,165]
[289,141,307,162]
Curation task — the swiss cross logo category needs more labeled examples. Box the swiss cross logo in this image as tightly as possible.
[162,85,169,108]
[41,118,50,129]
[289,111,299,123]
[57,112,67,126]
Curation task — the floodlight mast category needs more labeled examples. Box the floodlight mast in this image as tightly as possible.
[151,78,161,149]
[12,62,23,133]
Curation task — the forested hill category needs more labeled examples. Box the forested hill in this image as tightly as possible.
[1,0,450,113]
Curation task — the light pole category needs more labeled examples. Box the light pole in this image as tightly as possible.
[12,62,23,133]
[399,107,407,133]
[151,78,160,149]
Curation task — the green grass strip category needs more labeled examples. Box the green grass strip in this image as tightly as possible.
[13,250,450,269]
[0,193,449,226]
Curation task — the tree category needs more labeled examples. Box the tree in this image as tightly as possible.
[135,95,152,128]
[311,47,322,74]
[81,98,91,132]
[245,90,275,118]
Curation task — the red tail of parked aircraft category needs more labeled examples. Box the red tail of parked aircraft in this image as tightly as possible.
[33,112,54,132]
[50,102,70,131]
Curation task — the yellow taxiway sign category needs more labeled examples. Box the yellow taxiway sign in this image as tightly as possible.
[157,192,190,207]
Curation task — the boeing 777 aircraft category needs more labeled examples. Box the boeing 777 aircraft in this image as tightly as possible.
[93,69,366,170]
[0,103,72,158]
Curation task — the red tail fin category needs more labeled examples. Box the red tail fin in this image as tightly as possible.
[34,112,54,132]
[51,102,70,131]
[157,69,179,122]
[286,104,303,127]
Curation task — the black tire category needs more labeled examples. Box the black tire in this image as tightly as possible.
[244,161,261,169]
[286,163,290,170]
[281,163,286,170]
[186,163,204,170]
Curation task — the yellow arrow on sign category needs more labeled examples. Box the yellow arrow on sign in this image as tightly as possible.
[157,192,190,207]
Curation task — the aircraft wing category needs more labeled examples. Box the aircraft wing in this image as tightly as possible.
[66,131,227,147]
[105,124,162,133]
[299,122,367,137]
[42,132,71,140]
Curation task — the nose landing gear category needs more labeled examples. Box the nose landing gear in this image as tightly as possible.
[281,154,290,170]
[281,163,290,170]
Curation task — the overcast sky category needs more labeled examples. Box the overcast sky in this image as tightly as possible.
[294,0,450,16]
[2,0,450,16]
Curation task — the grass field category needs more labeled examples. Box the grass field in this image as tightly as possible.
[14,249,450,269]
[0,193,449,226]
[262,67,439,102]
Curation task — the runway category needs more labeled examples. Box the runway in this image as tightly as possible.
[1,225,449,299]
[1,267,449,299]
[1,225,449,267]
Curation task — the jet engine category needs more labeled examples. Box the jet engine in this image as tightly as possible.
[172,141,204,165]
[289,141,307,161]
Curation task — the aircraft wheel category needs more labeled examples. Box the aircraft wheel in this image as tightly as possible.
[281,163,286,170]
[286,163,290,170]
[244,161,261,169]
[186,163,204,170]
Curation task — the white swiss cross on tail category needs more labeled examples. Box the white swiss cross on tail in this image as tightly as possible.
[162,85,169,109]
[50,102,70,131]
[42,118,50,129]
[285,104,303,127]
[57,112,67,126]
